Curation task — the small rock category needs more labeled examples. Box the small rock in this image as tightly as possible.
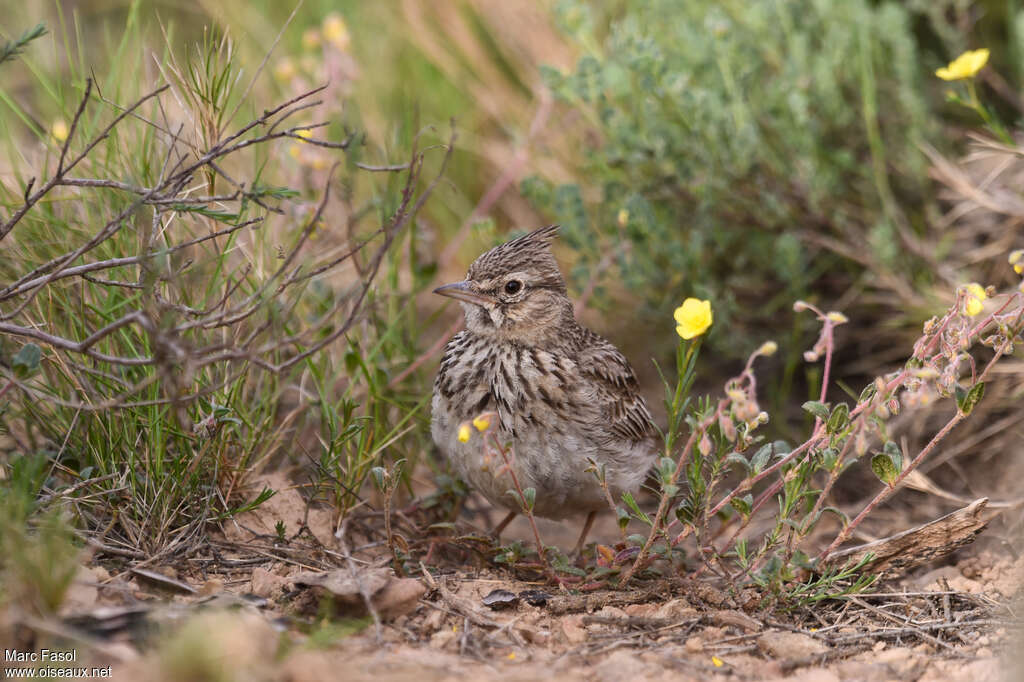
[430,627,457,650]
[561,614,587,644]
[873,647,924,678]
[758,631,828,659]
[833,661,893,680]
[684,636,703,653]
[654,598,699,621]
[482,589,519,610]
[915,565,961,589]
[623,603,658,618]
[519,589,551,607]
[198,578,224,596]
[251,567,289,599]
[690,581,734,608]
[710,608,761,632]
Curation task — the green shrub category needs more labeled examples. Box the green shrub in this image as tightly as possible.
[527,0,939,356]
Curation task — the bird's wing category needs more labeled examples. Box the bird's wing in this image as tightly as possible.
[576,329,657,445]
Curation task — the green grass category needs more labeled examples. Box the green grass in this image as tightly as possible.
[0,5,448,578]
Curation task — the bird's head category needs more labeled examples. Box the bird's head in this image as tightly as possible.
[433,225,574,343]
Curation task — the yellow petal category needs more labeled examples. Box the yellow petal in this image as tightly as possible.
[472,414,491,432]
[965,283,986,301]
[457,424,471,443]
[674,298,713,340]
[936,48,989,80]
[50,120,69,143]
[302,28,322,51]
[322,13,351,51]
[711,656,724,668]
[825,311,849,324]
[273,57,296,82]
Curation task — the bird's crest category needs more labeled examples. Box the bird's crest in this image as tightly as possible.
[467,225,563,289]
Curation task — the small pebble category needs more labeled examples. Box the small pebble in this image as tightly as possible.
[519,590,551,607]
[482,589,519,610]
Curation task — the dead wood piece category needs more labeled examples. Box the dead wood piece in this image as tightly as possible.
[130,567,197,595]
[546,580,674,615]
[819,498,990,576]
[709,609,762,633]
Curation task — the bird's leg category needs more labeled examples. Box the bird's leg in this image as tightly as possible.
[490,511,517,541]
[572,511,597,559]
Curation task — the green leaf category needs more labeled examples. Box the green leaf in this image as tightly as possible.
[750,443,773,474]
[870,449,901,486]
[370,466,386,491]
[730,494,753,518]
[522,487,536,512]
[662,484,680,498]
[12,343,41,378]
[858,382,877,404]
[616,506,630,531]
[802,400,830,420]
[826,402,850,434]
[621,490,642,517]
[674,499,696,526]
[750,440,789,474]
[658,456,676,483]
[820,448,838,471]
[725,452,751,473]
[955,382,985,416]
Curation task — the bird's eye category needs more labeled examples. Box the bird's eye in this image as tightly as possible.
[504,280,523,295]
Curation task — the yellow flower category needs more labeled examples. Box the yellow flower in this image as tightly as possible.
[964,282,987,317]
[711,656,724,668]
[302,28,322,51]
[674,298,713,340]
[457,424,471,443]
[617,208,629,227]
[1010,249,1023,274]
[50,119,69,143]
[472,414,491,432]
[273,57,296,82]
[826,311,849,324]
[322,13,351,52]
[936,49,989,81]
[756,341,778,357]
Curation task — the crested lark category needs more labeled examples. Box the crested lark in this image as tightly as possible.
[431,225,657,554]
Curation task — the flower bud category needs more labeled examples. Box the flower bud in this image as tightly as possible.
[698,432,713,456]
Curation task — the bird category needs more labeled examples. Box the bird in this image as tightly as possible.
[431,224,658,555]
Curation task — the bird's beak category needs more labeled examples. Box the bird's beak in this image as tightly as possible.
[433,280,492,306]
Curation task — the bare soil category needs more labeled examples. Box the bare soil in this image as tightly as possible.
[5,471,1022,682]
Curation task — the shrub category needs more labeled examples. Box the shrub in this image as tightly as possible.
[526,0,939,357]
